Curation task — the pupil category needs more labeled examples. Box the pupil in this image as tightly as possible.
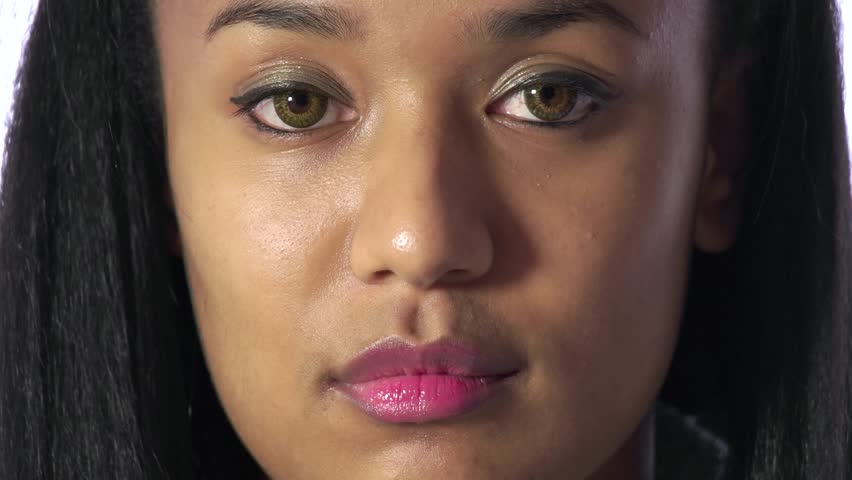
[540,86,557,104]
[287,92,312,114]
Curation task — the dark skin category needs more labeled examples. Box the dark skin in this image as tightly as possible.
[156,0,746,477]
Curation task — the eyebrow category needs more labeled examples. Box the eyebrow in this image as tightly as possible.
[474,0,645,41]
[206,0,643,43]
[206,0,360,40]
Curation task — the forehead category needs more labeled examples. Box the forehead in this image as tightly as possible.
[156,0,707,47]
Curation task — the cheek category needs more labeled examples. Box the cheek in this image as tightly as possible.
[489,80,705,469]
[168,127,361,447]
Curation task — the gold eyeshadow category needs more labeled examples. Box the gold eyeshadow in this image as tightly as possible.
[234,62,354,106]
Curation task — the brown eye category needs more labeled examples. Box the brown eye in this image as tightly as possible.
[523,84,578,122]
[489,74,605,127]
[246,88,357,134]
[272,90,329,129]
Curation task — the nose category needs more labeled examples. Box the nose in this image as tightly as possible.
[349,117,494,290]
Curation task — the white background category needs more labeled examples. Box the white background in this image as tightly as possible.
[0,0,37,172]
[2,1,852,179]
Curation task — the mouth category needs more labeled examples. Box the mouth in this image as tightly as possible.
[331,338,520,424]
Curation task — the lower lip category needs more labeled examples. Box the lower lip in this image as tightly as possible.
[338,374,507,423]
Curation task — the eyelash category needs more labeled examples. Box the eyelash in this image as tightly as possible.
[231,82,351,139]
[489,72,616,129]
[230,72,615,138]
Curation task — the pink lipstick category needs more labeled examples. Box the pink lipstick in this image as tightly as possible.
[333,339,518,423]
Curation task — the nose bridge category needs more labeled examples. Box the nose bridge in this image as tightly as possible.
[349,104,493,289]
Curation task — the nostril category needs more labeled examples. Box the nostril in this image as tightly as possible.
[443,269,473,283]
[367,270,395,284]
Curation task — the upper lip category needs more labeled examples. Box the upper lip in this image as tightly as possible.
[334,337,521,385]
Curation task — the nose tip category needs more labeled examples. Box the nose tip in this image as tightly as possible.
[351,217,494,289]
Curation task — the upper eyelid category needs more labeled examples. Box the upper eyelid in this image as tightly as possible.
[230,81,337,108]
[232,64,356,106]
[494,70,619,104]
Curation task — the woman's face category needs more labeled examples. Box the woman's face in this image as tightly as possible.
[157,0,735,478]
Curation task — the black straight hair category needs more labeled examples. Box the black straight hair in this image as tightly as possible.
[0,0,850,478]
